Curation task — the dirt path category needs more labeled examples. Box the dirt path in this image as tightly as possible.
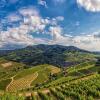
[6,75,15,91]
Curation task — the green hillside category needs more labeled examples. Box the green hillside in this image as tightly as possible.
[0,57,99,99]
[3,45,96,67]
[0,61,99,100]
[0,59,61,92]
[0,45,99,100]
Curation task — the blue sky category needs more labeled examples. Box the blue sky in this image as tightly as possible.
[0,0,100,51]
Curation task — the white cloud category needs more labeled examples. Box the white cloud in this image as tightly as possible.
[49,27,100,51]
[0,7,64,49]
[0,7,100,51]
[77,0,100,12]
[0,27,33,46]
[73,33,99,50]
[71,33,100,51]
[38,0,48,8]
[7,13,21,22]
[49,26,74,46]
[1,11,100,51]
[49,26,63,40]
[19,7,39,16]
[0,7,47,47]
[56,16,64,21]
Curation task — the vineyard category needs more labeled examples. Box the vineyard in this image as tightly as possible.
[0,62,61,92]
[0,73,100,100]
[46,74,100,100]
[0,54,99,100]
[7,72,38,92]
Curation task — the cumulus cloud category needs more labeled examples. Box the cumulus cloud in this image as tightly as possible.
[73,33,100,51]
[48,27,100,51]
[49,26,63,40]
[0,6,100,51]
[77,0,100,12]
[0,7,64,49]
[0,11,100,51]
[0,7,47,47]
[0,24,48,49]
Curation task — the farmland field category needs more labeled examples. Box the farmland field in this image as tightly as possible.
[0,58,99,99]
[0,63,61,92]
[7,73,38,92]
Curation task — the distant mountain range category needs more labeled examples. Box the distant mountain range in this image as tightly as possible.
[0,44,98,67]
[0,44,89,55]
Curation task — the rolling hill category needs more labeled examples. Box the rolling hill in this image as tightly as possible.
[0,60,61,92]
[1,44,96,67]
[0,58,99,100]
[0,45,99,100]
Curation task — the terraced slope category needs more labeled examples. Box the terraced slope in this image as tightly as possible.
[0,58,27,91]
[3,65,61,92]
[6,61,98,93]
[42,61,98,88]
[8,73,99,100]
[7,73,38,92]
[34,74,100,100]
[0,55,99,100]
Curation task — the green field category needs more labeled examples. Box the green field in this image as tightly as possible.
[0,79,11,90]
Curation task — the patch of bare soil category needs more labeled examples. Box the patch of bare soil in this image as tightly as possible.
[42,89,50,94]
[1,62,12,68]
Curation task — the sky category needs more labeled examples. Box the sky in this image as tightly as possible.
[0,0,100,51]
